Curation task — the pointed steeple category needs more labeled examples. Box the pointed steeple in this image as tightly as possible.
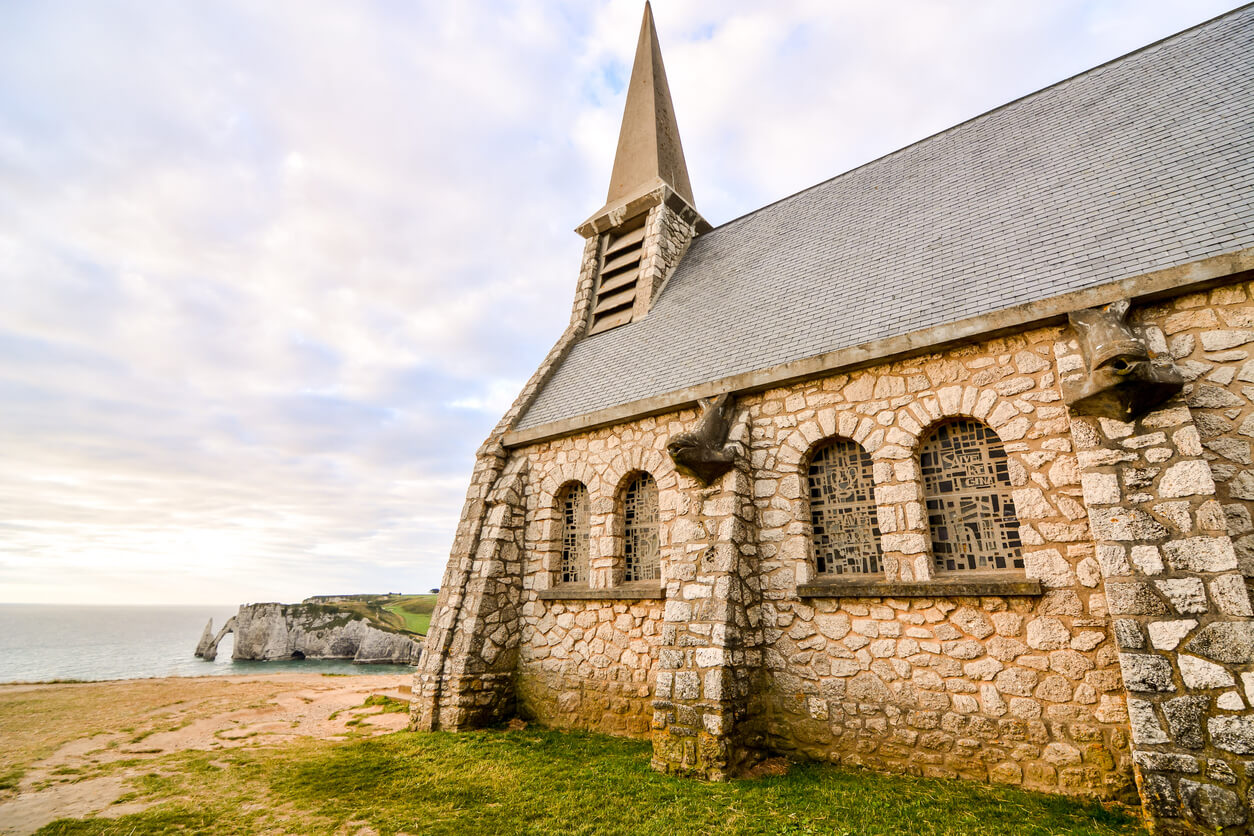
[575,2,708,335]
[605,1,695,209]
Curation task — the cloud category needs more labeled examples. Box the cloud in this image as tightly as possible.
[0,0,1235,604]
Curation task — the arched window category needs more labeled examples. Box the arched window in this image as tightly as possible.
[808,438,881,575]
[920,419,1023,572]
[557,482,589,584]
[622,473,660,582]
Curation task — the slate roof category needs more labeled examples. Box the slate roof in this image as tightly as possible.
[517,6,1254,432]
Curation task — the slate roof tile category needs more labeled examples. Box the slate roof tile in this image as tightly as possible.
[519,5,1254,429]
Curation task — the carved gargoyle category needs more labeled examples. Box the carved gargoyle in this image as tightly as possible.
[667,393,739,485]
[1061,299,1184,420]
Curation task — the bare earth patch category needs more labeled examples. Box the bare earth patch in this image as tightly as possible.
[0,673,412,836]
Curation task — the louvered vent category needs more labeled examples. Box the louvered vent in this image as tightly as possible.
[588,215,647,334]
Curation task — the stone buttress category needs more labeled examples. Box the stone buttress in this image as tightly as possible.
[651,418,765,779]
[1058,332,1254,833]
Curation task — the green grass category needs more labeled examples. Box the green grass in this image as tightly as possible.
[0,765,22,791]
[35,727,1145,836]
[380,594,438,635]
[289,593,437,636]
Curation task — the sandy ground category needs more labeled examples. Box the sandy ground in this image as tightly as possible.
[0,673,413,836]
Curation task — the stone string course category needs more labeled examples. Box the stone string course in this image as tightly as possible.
[415,278,1254,834]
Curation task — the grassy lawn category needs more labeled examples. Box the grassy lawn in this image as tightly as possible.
[37,727,1145,836]
[314,593,437,636]
[380,594,438,635]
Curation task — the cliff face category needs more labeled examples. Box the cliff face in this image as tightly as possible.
[195,603,422,664]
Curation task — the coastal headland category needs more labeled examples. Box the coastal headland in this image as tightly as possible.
[195,594,435,664]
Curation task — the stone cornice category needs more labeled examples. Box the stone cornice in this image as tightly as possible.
[797,576,1043,599]
[537,583,666,601]
[575,182,711,239]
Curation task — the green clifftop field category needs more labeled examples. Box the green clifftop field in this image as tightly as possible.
[297,594,438,636]
[0,676,1146,836]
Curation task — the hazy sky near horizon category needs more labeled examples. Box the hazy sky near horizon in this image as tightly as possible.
[0,0,1237,605]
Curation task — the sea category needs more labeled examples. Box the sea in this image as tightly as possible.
[0,604,414,683]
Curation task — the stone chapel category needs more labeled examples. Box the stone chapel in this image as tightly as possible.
[414,4,1254,832]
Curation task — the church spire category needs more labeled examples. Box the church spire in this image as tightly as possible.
[576,2,708,334]
[604,1,695,209]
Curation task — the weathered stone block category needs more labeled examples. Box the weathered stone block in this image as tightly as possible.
[1025,618,1070,650]
[1208,715,1254,754]
[1162,695,1208,749]
[1154,579,1209,615]
[1179,779,1248,829]
[1105,582,1168,616]
[1128,545,1164,576]
[1216,691,1244,710]
[1161,536,1238,573]
[1179,654,1235,689]
[673,671,700,700]
[1113,619,1144,649]
[1117,653,1175,692]
[1147,619,1197,651]
[1127,699,1170,744]
[1184,622,1254,664]
[1157,460,1216,499]
[1133,751,1199,773]
[1209,574,1254,616]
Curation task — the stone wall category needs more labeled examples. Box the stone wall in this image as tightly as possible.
[417,275,1254,833]
[738,324,1133,797]
[515,598,661,737]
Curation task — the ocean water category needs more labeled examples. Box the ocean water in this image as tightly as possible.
[0,604,414,683]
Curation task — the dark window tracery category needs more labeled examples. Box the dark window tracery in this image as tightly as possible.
[623,473,660,582]
[808,439,882,574]
[920,420,1023,571]
[558,483,589,584]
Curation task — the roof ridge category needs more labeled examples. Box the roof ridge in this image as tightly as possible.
[704,2,1254,235]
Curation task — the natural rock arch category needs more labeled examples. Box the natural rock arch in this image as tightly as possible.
[194,616,236,662]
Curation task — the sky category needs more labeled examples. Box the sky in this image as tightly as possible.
[0,0,1239,606]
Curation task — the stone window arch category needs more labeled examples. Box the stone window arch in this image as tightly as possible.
[621,471,660,582]
[920,418,1024,572]
[556,481,590,584]
[806,437,882,575]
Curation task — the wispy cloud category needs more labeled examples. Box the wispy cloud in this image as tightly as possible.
[0,0,1235,604]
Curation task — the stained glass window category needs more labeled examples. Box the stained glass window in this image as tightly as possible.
[808,439,882,574]
[558,483,589,584]
[920,420,1023,571]
[623,473,660,582]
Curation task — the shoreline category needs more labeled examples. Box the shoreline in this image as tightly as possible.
[0,665,419,688]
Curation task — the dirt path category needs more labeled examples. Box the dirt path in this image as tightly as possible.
[0,673,412,836]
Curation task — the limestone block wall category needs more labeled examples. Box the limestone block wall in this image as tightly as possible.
[513,423,685,736]
[652,465,766,780]
[1144,280,1254,591]
[515,598,662,737]
[632,196,700,319]
[739,325,1133,798]
[418,266,1254,832]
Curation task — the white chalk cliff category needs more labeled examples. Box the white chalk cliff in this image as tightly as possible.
[194,603,422,664]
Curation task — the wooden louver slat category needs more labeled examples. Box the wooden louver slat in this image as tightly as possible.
[593,286,636,316]
[588,306,634,334]
[586,210,647,335]
[604,225,646,255]
[596,268,639,296]
[589,215,648,334]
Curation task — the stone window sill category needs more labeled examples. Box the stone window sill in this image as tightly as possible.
[537,583,665,601]
[796,574,1042,599]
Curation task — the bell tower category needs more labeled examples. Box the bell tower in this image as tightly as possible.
[578,2,710,335]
